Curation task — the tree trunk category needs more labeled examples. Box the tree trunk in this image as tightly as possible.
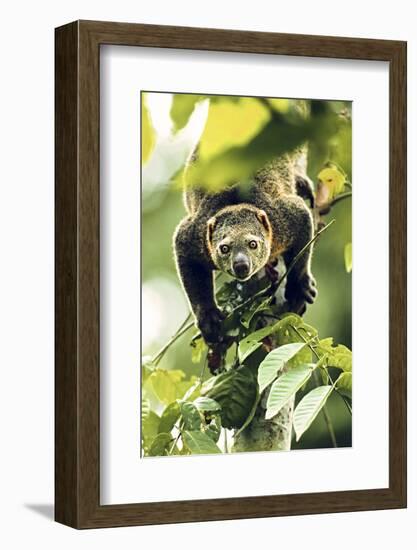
[232,262,294,452]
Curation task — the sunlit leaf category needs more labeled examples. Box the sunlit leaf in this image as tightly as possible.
[267,98,290,113]
[159,401,181,434]
[316,339,352,372]
[274,314,315,367]
[148,369,188,404]
[141,94,155,164]
[181,378,201,402]
[344,242,352,273]
[170,94,204,132]
[257,342,306,394]
[141,398,151,422]
[336,372,352,398]
[265,363,315,419]
[141,355,155,382]
[190,335,207,364]
[199,97,270,161]
[187,116,311,192]
[142,410,160,449]
[182,430,221,454]
[293,385,333,441]
[317,163,346,200]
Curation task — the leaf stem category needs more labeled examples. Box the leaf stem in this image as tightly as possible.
[168,432,181,456]
[290,324,338,447]
[275,219,336,289]
[291,324,352,417]
[330,191,352,206]
[223,428,228,453]
[151,314,193,365]
[319,191,352,215]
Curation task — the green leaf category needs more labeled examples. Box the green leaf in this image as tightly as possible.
[237,322,279,363]
[182,430,221,455]
[190,335,207,364]
[148,433,173,456]
[141,94,155,164]
[275,314,318,346]
[159,401,181,434]
[193,396,221,413]
[234,388,260,438]
[344,242,352,273]
[240,297,272,328]
[141,355,155,382]
[267,98,290,113]
[199,97,270,161]
[330,346,352,372]
[187,117,312,192]
[293,385,333,441]
[257,342,306,394]
[141,398,151,422]
[181,402,202,431]
[317,162,347,199]
[148,369,187,404]
[316,339,352,372]
[182,378,201,402]
[273,315,314,367]
[170,94,204,131]
[265,363,315,420]
[205,416,222,442]
[141,410,160,449]
[336,372,352,397]
[238,340,263,363]
[319,364,330,385]
[202,366,257,429]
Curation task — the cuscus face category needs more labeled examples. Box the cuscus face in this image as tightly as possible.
[206,205,272,281]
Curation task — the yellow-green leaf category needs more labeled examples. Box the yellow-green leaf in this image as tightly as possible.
[148,433,173,456]
[267,98,290,113]
[170,94,204,132]
[317,164,346,199]
[344,242,352,273]
[148,369,186,404]
[141,94,155,164]
[182,430,221,454]
[336,372,352,397]
[199,97,270,161]
[141,410,160,450]
[190,335,207,364]
[159,401,181,434]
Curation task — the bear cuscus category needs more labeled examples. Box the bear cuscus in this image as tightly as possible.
[173,149,317,346]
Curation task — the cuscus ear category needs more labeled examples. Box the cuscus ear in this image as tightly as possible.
[256,209,272,238]
[207,216,217,248]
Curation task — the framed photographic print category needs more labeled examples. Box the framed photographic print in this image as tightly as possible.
[55,20,407,528]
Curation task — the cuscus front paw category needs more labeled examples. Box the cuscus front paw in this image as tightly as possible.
[285,272,317,315]
[197,307,225,346]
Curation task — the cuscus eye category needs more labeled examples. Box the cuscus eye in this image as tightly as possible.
[249,240,258,249]
[220,244,230,254]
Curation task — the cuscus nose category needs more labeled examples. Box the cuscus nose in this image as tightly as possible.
[232,253,250,279]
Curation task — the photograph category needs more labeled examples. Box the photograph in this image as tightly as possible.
[141,91,352,457]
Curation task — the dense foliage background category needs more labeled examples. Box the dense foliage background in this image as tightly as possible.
[141,93,352,455]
